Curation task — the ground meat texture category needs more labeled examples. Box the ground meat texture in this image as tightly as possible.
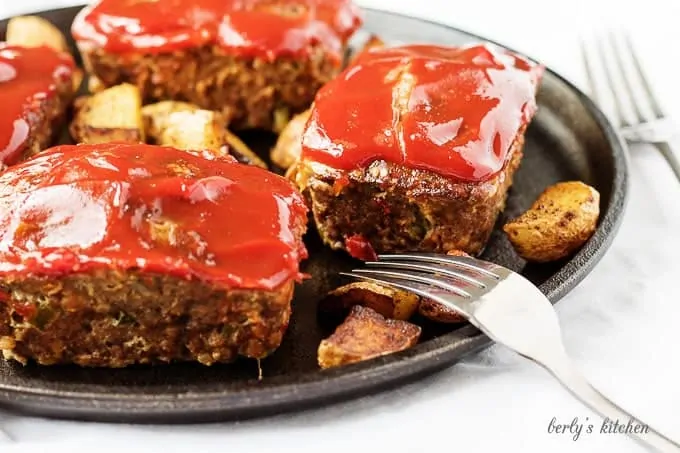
[292,131,525,257]
[78,44,341,131]
[0,270,294,367]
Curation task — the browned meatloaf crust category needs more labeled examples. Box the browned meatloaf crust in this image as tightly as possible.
[291,129,525,257]
[78,44,342,131]
[0,271,294,367]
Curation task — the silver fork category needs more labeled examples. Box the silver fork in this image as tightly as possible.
[342,253,680,453]
[581,32,680,182]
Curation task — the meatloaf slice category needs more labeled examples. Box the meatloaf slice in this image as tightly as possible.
[0,44,78,168]
[71,0,363,131]
[292,134,524,258]
[292,43,544,259]
[0,143,308,367]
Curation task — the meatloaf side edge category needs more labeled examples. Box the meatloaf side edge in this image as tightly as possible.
[0,270,296,367]
[12,74,77,168]
[77,44,342,131]
[291,128,526,257]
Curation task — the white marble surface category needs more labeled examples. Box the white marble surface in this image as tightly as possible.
[1,1,680,452]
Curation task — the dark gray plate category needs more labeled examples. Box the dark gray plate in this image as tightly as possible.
[0,5,627,423]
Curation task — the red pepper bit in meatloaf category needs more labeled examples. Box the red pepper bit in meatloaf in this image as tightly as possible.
[72,0,363,62]
[0,142,308,290]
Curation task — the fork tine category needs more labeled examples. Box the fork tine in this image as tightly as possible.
[622,32,665,118]
[365,261,487,288]
[595,34,634,128]
[340,272,470,317]
[377,253,501,279]
[608,32,653,124]
[350,269,472,298]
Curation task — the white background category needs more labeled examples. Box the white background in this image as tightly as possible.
[1,1,680,452]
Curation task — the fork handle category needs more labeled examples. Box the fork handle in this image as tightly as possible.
[544,352,680,452]
[655,142,680,183]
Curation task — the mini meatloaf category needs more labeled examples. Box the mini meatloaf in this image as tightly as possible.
[291,43,544,259]
[0,142,308,367]
[0,43,77,168]
[71,0,363,131]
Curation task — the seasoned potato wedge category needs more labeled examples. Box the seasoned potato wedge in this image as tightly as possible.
[417,250,470,323]
[273,107,291,134]
[320,281,420,321]
[143,101,267,167]
[270,109,310,169]
[503,181,600,262]
[142,101,200,140]
[156,110,227,154]
[318,306,421,369]
[70,83,144,144]
[6,16,69,54]
[418,299,465,323]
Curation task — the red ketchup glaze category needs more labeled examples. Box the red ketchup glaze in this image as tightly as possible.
[0,143,309,291]
[0,44,75,167]
[71,0,363,62]
[344,234,377,261]
[301,44,545,182]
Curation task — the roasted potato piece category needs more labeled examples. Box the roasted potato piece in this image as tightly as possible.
[273,107,291,134]
[418,299,465,324]
[70,83,144,144]
[416,250,470,323]
[320,281,419,321]
[503,181,600,262]
[143,101,267,167]
[271,109,310,169]
[141,101,200,139]
[156,110,227,154]
[6,16,69,54]
[318,305,421,369]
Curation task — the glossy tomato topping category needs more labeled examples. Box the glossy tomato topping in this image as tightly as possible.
[71,0,363,62]
[300,43,544,182]
[0,44,75,167]
[0,143,309,291]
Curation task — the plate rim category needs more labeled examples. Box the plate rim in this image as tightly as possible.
[0,4,629,423]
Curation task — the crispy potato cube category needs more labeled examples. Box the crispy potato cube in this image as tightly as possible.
[418,299,465,323]
[6,16,69,54]
[142,101,201,140]
[271,109,310,169]
[70,84,144,144]
[318,305,421,369]
[417,250,470,323]
[143,101,267,167]
[157,110,226,154]
[503,181,600,262]
[320,281,419,321]
[273,107,291,134]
